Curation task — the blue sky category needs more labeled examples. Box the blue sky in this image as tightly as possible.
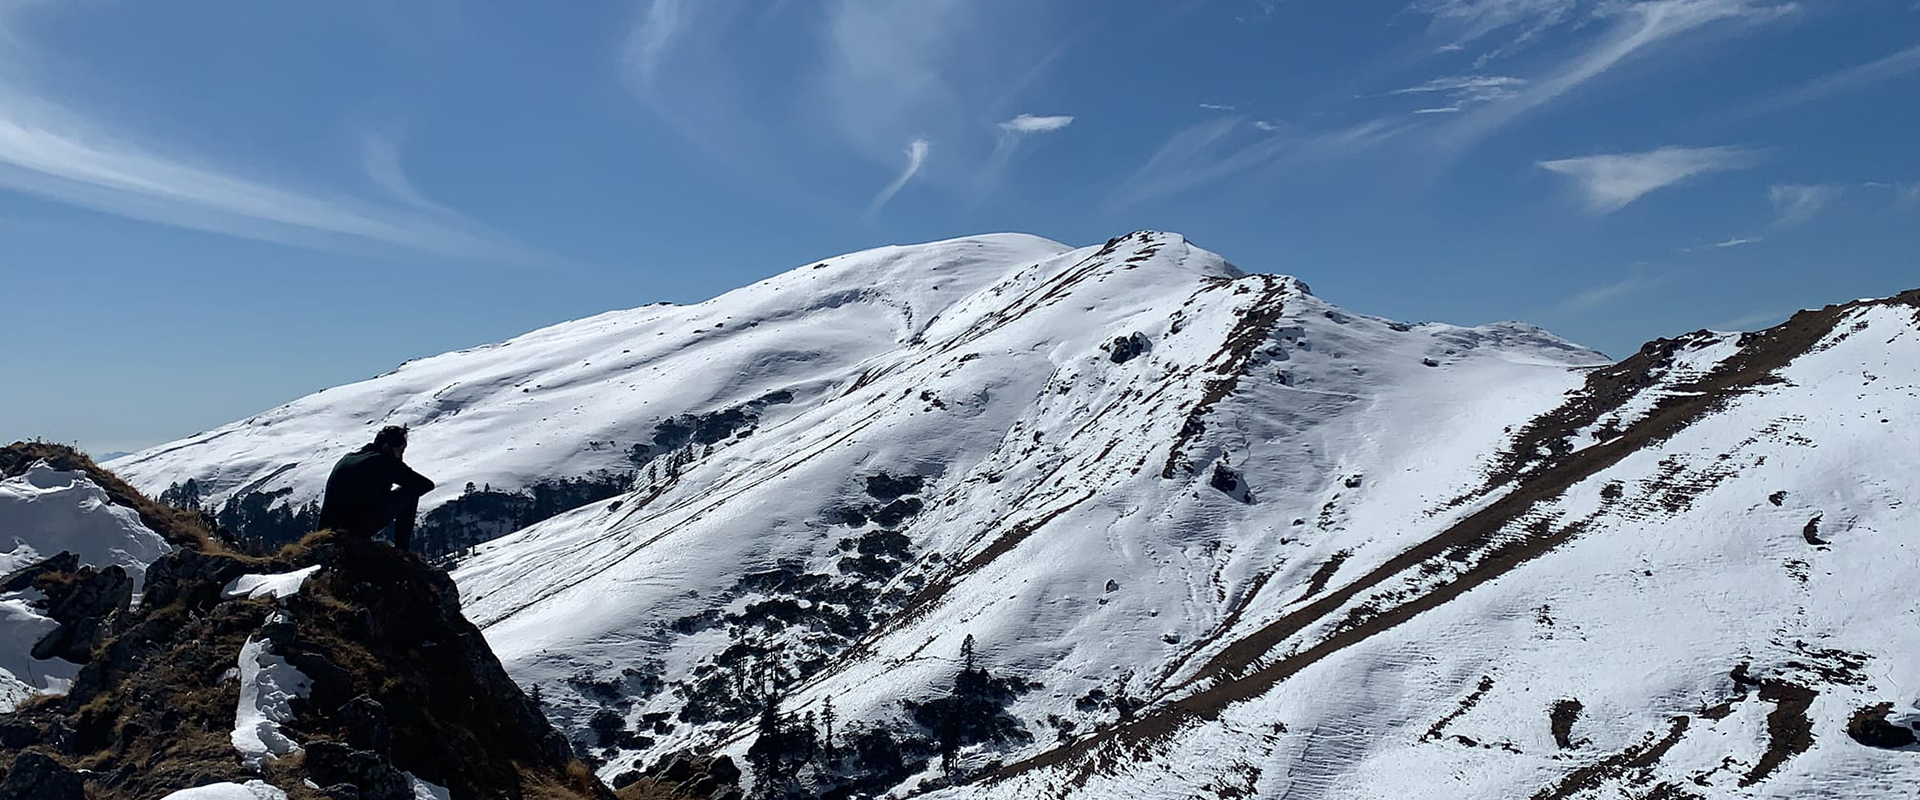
[2,0,1916,454]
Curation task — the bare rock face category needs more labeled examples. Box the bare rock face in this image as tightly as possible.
[0,551,79,592]
[30,564,134,663]
[0,751,85,800]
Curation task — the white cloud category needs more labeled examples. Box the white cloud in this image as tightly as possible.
[1768,183,1841,225]
[1743,42,1920,116]
[1251,120,1281,131]
[1711,309,1790,330]
[0,92,536,260]
[1390,74,1527,104]
[1414,106,1465,114]
[1429,1,1798,150]
[868,137,930,216]
[1199,103,1238,111]
[1563,272,1665,311]
[1712,236,1761,247]
[623,0,1072,212]
[999,113,1074,134]
[1413,0,1580,56]
[1111,117,1404,205]
[1538,145,1756,212]
[0,4,544,261]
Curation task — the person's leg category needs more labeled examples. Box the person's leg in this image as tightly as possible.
[384,492,420,552]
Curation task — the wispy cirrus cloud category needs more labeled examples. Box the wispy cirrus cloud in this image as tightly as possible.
[624,0,1078,211]
[868,137,930,216]
[1388,74,1527,112]
[1768,183,1841,225]
[1539,145,1757,212]
[1422,1,1798,151]
[1712,308,1790,330]
[1111,117,1405,205]
[1561,270,1666,311]
[0,5,544,262]
[1679,235,1762,252]
[1413,0,1580,60]
[1742,41,1920,117]
[999,114,1074,134]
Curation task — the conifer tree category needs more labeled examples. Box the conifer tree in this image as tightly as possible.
[821,695,838,764]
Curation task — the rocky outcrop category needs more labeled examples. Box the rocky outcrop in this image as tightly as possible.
[611,754,743,800]
[29,563,134,663]
[0,529,611,800]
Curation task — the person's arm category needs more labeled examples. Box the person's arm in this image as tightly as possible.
[384,455,435,497]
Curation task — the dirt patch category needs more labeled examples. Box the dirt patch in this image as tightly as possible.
[1846,703,1919,750]
[1800,515,1826,546]
[1737,680,1816,787]
[1530,716,1690,800]
[1550,699,1584,750]
[1298,550,1352,600]
[1422,676,1495,742]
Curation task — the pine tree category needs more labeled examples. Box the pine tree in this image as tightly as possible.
[821,695,838,764]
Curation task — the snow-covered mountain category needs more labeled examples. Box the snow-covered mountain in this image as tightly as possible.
[110,232,1920,798]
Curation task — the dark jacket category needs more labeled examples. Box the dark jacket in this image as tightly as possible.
[318,445,434,537]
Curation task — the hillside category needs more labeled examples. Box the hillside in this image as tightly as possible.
[105,233,1920,798]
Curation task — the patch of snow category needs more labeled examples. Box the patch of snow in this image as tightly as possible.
[231,621,312,770]
[406,773,453,800]
[157,780,290,800]
[222,565,321,600]
[0,462,171,586]
[0,462,172,710]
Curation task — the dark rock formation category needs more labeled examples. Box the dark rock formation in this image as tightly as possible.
[0,750,85,800]
[0,531,612,800]
[1847,703,1919,750]
[29,564,134,663]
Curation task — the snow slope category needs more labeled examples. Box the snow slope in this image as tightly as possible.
[0,462,172,710]
[108,233,1078,522]
[110,231,1920,798]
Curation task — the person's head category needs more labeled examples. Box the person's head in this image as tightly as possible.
[373,425,410,457]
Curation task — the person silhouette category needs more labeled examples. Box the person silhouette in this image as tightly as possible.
[318,425,435,551]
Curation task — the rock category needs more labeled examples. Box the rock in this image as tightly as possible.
[141,548,253,611]
[305,742,413,800]
[31,565,134,663]
[659,755,694,782]
[864,473,925,501]
[870,498,924,527]
[0,751,85,800]
[706,755,740,784]
[679,775,719,797]
[1,551,79,592]
[338,695,393,754]
[0,722,39,750]
[1847,703,1919,749]
[610,769,644,789]
[320,784,363,800]
[1107,332,1151,364]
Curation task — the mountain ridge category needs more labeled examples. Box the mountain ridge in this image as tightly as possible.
[97,233,1920,798]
